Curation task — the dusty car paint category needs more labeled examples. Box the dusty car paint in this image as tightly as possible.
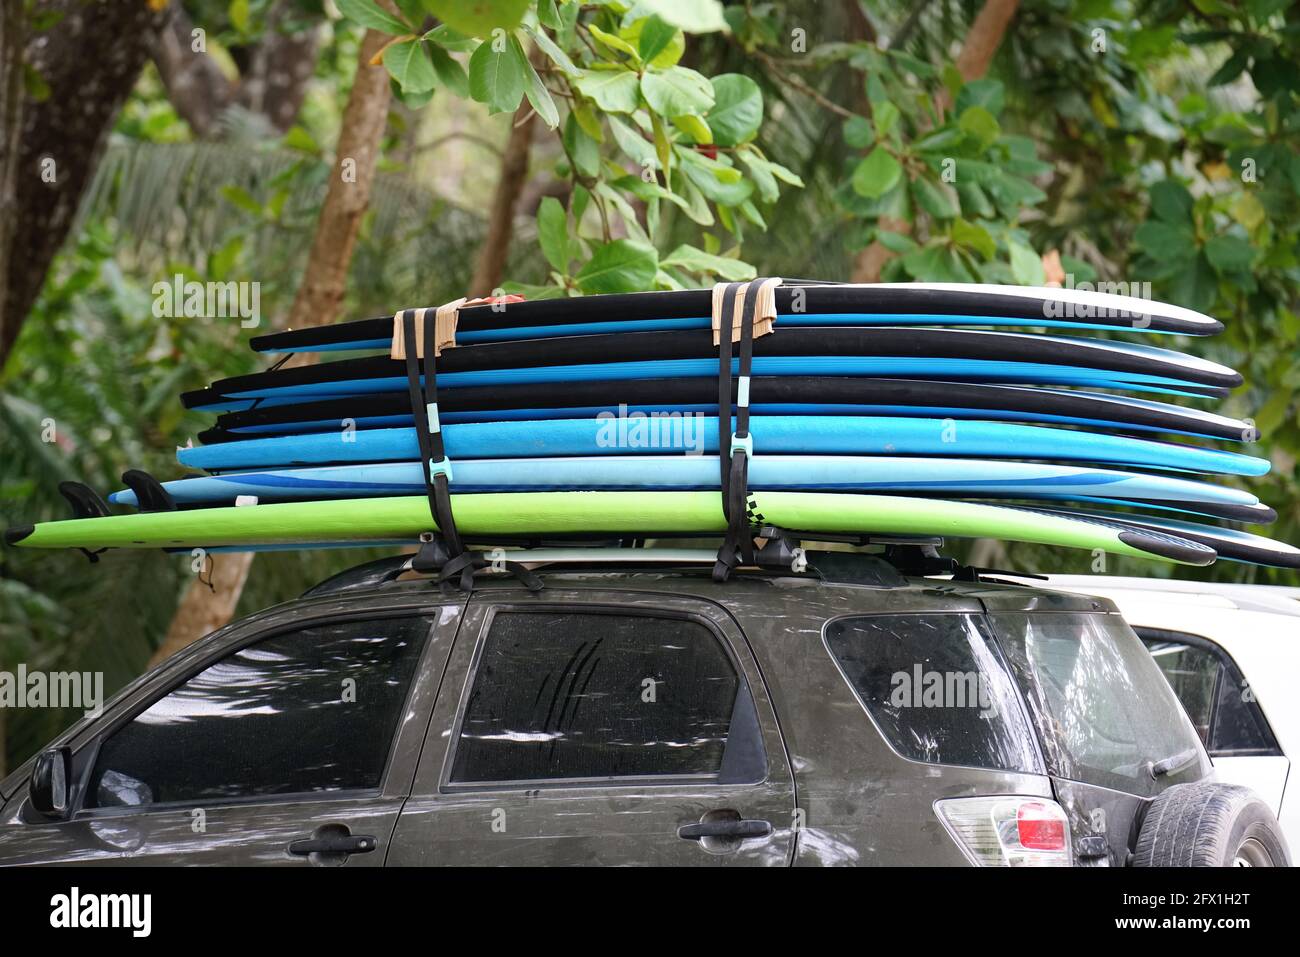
[0,568,1215,866]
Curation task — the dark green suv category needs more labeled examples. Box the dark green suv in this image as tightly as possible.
[0,550,1288,866]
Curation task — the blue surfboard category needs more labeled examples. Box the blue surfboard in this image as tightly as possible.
[112,456,1262,513]
[173,415,1267,477]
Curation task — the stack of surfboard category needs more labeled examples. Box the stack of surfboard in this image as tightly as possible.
[7,282,1298,569]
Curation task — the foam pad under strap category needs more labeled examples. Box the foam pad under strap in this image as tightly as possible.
[391,298,467,360]
[120,470,176,513]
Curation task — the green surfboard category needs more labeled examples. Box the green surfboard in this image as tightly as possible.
[4,491,1213,565]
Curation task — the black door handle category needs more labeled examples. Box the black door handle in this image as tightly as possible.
[288,833,378,856]
[678,819,772,840]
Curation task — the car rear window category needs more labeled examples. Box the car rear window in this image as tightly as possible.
[990,612,1207,796]
[824,614,1042,773]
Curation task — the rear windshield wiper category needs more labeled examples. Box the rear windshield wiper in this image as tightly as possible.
[1148,747,1201,779]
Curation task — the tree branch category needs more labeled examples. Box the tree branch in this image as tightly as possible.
[467,95,538,297]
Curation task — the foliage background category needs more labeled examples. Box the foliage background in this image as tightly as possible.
[1,0,1298,770]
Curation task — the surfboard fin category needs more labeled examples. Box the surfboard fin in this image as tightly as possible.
[58,482,112,520]
[121,470,176,513]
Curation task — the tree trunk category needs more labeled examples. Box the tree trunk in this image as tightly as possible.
[283,26,393,331]
[146,552,255,670]
[0,0,170,367]
[953,0,1021,83]
[153,3,320,139]
[850,0,1020,283]
[0,0,24,368]
[467,101,537,297]
[152,9,234,138]
[235,5,320,134]
[152,26,394,668]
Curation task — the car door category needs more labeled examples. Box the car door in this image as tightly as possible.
[388,587,797,866]
[1137,626,1289,814]
[0,601,462,865]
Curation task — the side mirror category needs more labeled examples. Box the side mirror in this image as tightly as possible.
[29,747,73,820]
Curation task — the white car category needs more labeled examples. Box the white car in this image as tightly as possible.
[1029,576,1300,852]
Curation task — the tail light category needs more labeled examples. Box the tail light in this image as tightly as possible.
[935,796,1072,866]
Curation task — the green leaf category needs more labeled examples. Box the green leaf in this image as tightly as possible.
[1253,388,1293,438]
[671,114,712,144]
[873,100,900,138]
[737,151,778,202]
[523,24,580,76]
[636,15,679,64]
[609,115,657,168]
[522,62,559,127]
[875,229,917,254]
[428,43,469,97]
[587,24,641,60]
[635,0,728,33]
[220,185,263,217]
[384,39,437,94]
[661,244,756,280]
[574,69,641,113]
[562,112,601,178]
[911,175,959,219]
[852,147,902,199]
[958,105,1000,149]
[955,78,1004,116]
[680,149,752,205]
[1134,221,1196,262]
[1205,234,1255,273]
[468,34,526,113]
[1168,251,1217,313]
[844,115,874,149]
[706,74,763,146]
[902,243,976,283]
[229,0,251,34]
[640,66,715,117]
[1007,239,1045,285]
[1150,180,1194,223]
[571,102,604,142]
[576,240,659,294]
[282,125,320,154]
[537,196,571,274]
[338,0,412,34]
[422,0,530,38]
[951,219,996,260]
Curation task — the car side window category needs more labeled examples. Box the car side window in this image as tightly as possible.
[449,611,749,784]
[1140,636,1219,745]
[825,613,1041,773]
[1137,627,1281,758]
[86,616,432,809]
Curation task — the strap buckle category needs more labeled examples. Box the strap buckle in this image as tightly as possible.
[428,457,454,481]
[730,432,753,459]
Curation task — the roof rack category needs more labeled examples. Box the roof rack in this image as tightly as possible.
[299,529,971,597]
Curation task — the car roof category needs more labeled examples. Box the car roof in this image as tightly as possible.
[1031,575,1300,617]
[297,549,1111,617]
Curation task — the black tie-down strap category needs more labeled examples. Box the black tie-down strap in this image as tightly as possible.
[411,535,544,592]
[400,308,544,594]
[401,308,465,574]
[713,278,780,581]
